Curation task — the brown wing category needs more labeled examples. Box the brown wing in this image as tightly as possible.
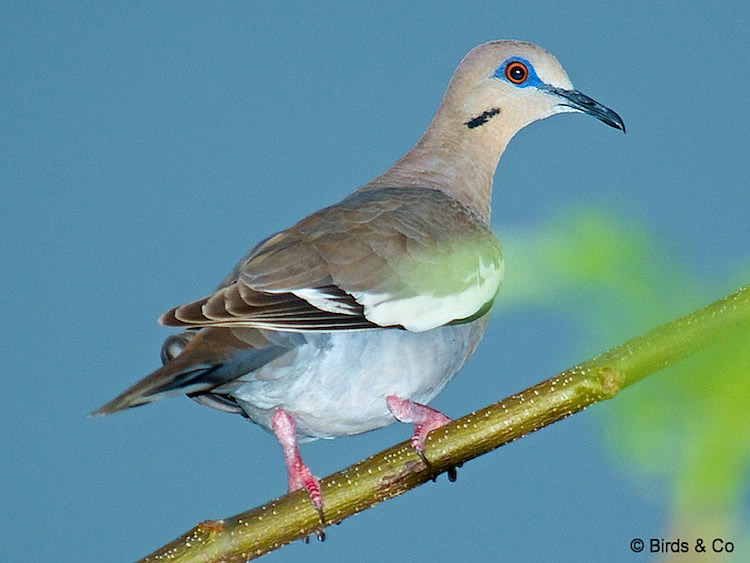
[160,187,503,332]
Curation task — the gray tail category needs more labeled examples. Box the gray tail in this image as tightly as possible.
[91,333,221,416]
[91,329,289,417]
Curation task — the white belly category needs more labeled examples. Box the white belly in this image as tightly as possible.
[230,317,489,440]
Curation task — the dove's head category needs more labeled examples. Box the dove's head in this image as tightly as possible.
[370,40,625,222]
[439,40,624,137]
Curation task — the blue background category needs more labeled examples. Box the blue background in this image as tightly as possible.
[2,3,748,561]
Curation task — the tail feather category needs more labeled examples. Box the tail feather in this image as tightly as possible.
[91,361,221,416]
[91,327,288,416]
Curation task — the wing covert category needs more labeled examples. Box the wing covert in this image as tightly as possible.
[161,187,503,332]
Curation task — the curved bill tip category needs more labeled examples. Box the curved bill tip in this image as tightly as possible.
[550,87,626,133]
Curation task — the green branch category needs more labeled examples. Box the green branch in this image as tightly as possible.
[141,285,750,562]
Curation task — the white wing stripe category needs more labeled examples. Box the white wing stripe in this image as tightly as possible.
[357,258,504,332]
[290,288,360,315]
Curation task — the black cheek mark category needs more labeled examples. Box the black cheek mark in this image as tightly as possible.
[464,107,501,129]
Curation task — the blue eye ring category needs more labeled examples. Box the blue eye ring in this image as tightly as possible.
[494,57,542,88]
[505,61,528,84]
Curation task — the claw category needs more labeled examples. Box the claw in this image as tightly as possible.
[313,500,326,526]
[302,528,326,544]
[447,466,458,482]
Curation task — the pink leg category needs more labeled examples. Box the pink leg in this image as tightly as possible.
[271,409,325,524]
[386,395,458,481]
[386,394,452,453]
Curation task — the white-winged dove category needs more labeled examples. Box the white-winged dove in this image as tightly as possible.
[94,40,624,521]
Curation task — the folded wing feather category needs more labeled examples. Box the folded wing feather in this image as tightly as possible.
[160,187,503,333]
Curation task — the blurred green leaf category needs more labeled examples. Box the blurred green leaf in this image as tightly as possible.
[495,205,749,534]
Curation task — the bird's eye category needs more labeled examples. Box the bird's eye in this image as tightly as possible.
[505,61,528,84]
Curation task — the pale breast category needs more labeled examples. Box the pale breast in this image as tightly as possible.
[231,317,489,440]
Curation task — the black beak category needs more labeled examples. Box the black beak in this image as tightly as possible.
[548,87,625,133]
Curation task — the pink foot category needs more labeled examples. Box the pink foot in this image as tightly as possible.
[271,409,325,524]
[386,395,459,481]
[386,393,452,449]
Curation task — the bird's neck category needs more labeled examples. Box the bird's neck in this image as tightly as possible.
[365,111,514,223]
